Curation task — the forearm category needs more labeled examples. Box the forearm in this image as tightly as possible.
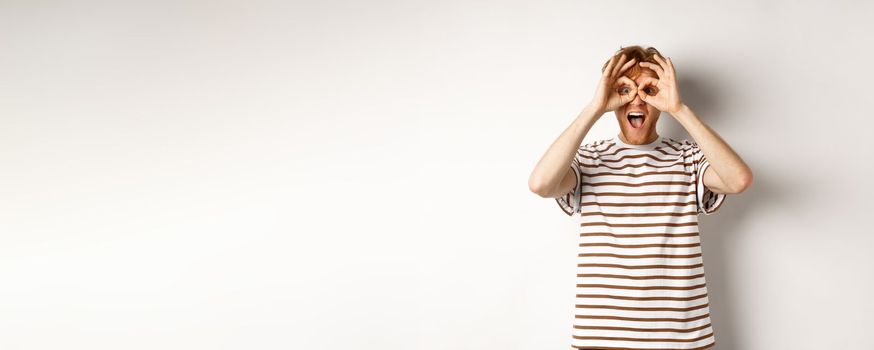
[671,104,753,191]
[528,104,602,197]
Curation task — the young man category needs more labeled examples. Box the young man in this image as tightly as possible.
[528,46,753,350]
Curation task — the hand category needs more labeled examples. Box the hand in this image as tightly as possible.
[589,53,638,115]
[638,55,684,114]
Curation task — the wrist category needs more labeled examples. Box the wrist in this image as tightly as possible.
[669,104,698,125]
[583,103,605,117]
[575,104,604,126]
[670,103,690,116]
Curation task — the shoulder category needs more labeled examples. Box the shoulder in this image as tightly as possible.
[669,137,693,148]
[663,137,699,155]
[579,138,614,153]
[574,138,614,164]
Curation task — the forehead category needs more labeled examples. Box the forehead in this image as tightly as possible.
[625,67,658,83]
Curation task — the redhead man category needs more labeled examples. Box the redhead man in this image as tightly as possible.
[528,46,752,350]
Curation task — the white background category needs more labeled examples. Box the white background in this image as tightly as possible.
[1,1,872,349]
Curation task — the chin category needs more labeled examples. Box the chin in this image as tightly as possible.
[616,115,659,144]
[619,126,659,144]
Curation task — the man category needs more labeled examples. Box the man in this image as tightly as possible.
[527,46,753,350]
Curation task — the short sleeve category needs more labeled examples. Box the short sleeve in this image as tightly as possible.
[555,144,597,217]
[555,156,583,216]
[691,142,726,215]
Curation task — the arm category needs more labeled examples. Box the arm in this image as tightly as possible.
[638,55,753,194]
[528,105,600,198]
[529,53,639,198]
[672,105,754,194]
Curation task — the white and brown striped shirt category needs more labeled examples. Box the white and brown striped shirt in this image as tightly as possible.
[556,134,726,350]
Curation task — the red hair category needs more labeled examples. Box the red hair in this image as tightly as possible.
[601,45,665,79]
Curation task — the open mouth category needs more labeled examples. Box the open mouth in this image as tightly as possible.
[627,112,646,129]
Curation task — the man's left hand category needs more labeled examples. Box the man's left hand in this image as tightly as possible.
[638,55,685,115]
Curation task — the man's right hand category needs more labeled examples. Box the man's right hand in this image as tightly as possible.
[588,53,638,115]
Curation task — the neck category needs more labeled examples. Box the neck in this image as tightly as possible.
[619,132,660,145]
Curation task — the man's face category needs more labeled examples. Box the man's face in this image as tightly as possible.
[615,68,661,143]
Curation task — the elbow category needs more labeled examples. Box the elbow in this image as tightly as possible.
[730,170,754,194]
[528,176,551,198]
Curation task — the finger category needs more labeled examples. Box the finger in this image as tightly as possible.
[613,76,636,98]
[666,57,677,78]
[610,54,627,77]
[635,81,649,101]
[637,76,659,88]
[638,62,665,79]
[637,77,659,91]
[620,93,635,106]
[637,77,659,98]
[611,54,627,77]
[653,54,675,79]
[616,57,637,76]
[603,55,618,76]
[652,54,668,70]
[614,76,637,90]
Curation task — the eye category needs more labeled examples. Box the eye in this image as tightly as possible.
[643,86,658,95]
[617,86,631,95]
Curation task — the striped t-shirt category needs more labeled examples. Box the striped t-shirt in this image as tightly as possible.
[555,134,726,350]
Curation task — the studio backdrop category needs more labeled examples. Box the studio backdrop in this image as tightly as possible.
[0,1,872,350]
